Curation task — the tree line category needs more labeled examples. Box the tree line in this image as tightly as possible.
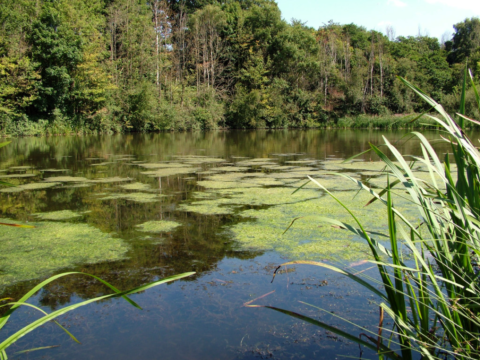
[0,0,479,134]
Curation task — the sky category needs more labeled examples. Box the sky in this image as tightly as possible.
[275,0,480,40]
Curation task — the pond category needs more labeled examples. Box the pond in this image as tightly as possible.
[0,129,462,359]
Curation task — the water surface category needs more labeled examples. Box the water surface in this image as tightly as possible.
[0,129,462,359]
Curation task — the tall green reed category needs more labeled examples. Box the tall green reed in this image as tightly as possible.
[248,70,480,359]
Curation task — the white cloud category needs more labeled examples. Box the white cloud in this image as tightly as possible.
[388,0,408,7]
[424,0,480,11]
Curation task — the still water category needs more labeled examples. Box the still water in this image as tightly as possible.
[0,130,460,359]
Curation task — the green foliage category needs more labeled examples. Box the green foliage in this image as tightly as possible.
[0,2,479,133]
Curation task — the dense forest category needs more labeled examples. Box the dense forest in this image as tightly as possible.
[0,0,479,134]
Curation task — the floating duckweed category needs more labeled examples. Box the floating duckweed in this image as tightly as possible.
[33,210,84,221]
[217,187,320,206]
[0,174,37,179]
[285,160,317,164]
[228,189,414,261]
[120,182,152,191]
[271,153,305,156]
[178,199,236,215]
[9,166,32,170]
[91,162,115,166]
[196,170,221,175]
[85,157,105,160]
[321,160,389,172]
[136,220,181,233]
[44,176,89,182]
[285,167,317,172]
[183,177,196,180]
[173,156,226,164]
[91,177,133,183]
[0,219,128,288]
[0,182,60,193]
[141,167,201,177]
[197,180,259,189]
[97,192,164,203]
[261,165,297,170]
[213,166,250,172]
[39,169,69,173]
[139,163,193,169]
[236,161,277,166]
[205,172,266,182]
[242,178,285,186]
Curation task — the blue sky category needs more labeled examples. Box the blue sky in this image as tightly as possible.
[276,0,480,40]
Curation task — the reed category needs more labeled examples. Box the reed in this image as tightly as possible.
[250,70,480,359]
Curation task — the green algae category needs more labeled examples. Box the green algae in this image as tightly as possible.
[141,167,201,177]
[97,192,164,203]
[178,199,236,215]
[0,218,128,288]
[119,182,153,191]
[135,220,181,233]
[139,163,193,169]
[0,182,60,193]
[285,167,317,172]
[213,166,250,172]
[321,160,390,172]
[197,180,259,189]
[33,210,85,221]
[44,176,89,182]
[9,166,32,170]
[90,162,115,166]
[261,165,297,170]
[285,160,317,164]
[0,174,38,179]
[228,189,412,261]
[91,177,133,183]
[39,169,69,172]
[235,161,277,166]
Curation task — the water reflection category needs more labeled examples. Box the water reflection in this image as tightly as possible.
[0,129,465,359]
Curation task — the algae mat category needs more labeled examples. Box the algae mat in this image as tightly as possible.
[0,219,128,288]
[228,189,417,261]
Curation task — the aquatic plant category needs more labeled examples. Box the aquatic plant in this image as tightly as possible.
[119,182,153,191]
[141,167,201,177]
[0,218,128,288]
[0,271,195,359]
[135,220,181,233]
[97,192,164,203]
[33,210,85,221]
[0,182,60,193]
[256,74,480,359]
[0,174,37,179]
[43,176,89,183]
